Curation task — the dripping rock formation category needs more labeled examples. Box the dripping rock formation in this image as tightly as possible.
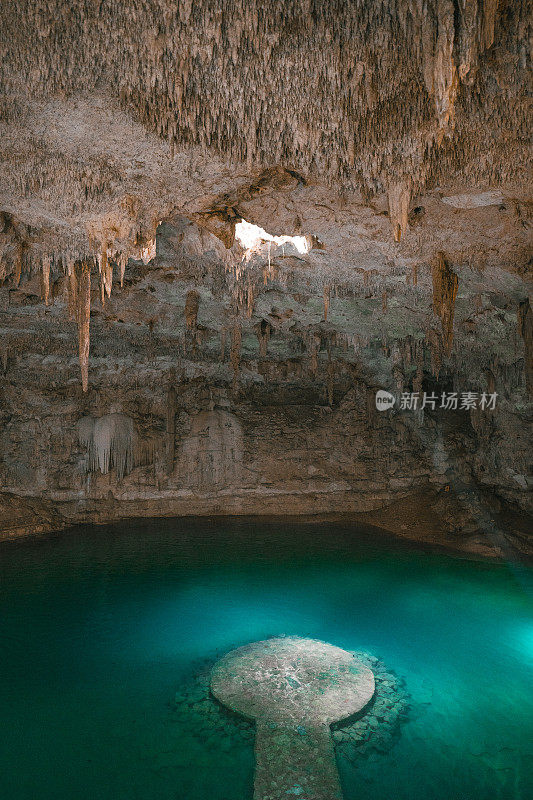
[0,1,531,554]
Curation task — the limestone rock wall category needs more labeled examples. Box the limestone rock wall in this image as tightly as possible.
[177,410,243,490]
[0,377,434,522]
[1,193,531,535]
[0,134,531,552]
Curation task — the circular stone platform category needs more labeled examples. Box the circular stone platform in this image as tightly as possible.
[210,637,375,800]
[211,636,375,725]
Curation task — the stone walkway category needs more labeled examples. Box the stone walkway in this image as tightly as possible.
[211,637,375,800]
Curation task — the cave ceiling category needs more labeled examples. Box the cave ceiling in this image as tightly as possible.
[1,0,530,248]
[0,0,531,400]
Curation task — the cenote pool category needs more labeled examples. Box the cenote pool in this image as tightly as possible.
[0,519,531,800]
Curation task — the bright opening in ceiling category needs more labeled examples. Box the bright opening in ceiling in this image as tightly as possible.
[235,220,310,255]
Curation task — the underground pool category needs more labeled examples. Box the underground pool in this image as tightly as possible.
[0,518,531,800]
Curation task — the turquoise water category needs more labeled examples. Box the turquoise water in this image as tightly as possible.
[0,518,531,800]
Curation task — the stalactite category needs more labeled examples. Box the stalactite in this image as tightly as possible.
[518,298,533,395]
[432,251,458,356]
[184,289,200,329]
[41,255,50,305]
[67,263,77,321]
[75,259,91,393]
[246,281,255,318]
[97,250,104,304]
[230,324,241,388]
[119,253,127,287]
[327,356,334,406]
[427,327,442,379]
[254,319,272,358]
[413,362,424,394]
[456,0,500,84]
[99,266,105,305]
[388,181,411,242]
[102,248,113,300]
[138,238,157,263]
[337,332,360,354]
[423,0,458,137]
[78,413,137,479]
[309,337,319,378]
[166,384,176,474]
[13,242,23,287]
[323,284,331,320]
[77,415,95,451]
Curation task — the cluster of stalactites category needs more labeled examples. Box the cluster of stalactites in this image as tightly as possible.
[0,1,525,232]
[93,234,157,303]
[35,234,156,391]
[77,413,138,479]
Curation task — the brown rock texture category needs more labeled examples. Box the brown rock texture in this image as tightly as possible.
[432,252,459,355]
[0,2,531,553]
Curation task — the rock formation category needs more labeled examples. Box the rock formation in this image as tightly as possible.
[78,413,138,479]
[0,1,530,552]
[432,252,459,356]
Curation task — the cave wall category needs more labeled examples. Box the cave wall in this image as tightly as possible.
[0,372,433,521]
[1,198,531,531]
[0,2,531,543]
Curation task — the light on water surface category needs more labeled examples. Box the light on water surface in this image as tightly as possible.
[0,518,531,800]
